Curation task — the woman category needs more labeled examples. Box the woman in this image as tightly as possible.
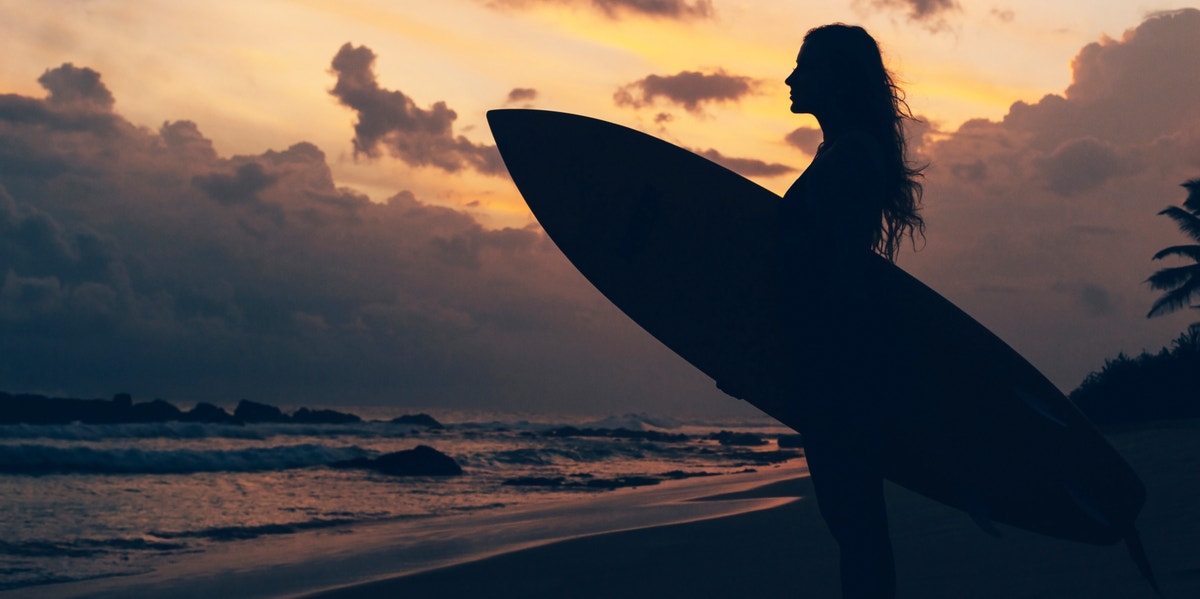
[781,23,924,599]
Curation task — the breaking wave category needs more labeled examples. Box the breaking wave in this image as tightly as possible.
[0,443,369,475]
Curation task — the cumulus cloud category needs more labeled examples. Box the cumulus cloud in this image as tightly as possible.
[614,69,759,113]
[694,148,795,178]
[484,0,714,20]
[505,87,538,106]
[194,162,278,206]
[329,43,504,176]
[37,63,115,111]
[1036,137,1133,196]
[0,63,732,415]
[858,0,961,31]
[904,8,1200,389]
[784,127,823,154]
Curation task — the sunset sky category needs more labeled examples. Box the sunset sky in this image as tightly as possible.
[1,1,1198,416]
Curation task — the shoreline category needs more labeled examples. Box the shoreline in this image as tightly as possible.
[16,465,807,599]
[13,421,1200,599]
[311,423,1200,599]
[301,477,835,599]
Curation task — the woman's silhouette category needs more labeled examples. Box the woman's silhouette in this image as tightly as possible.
[781,23,924,599]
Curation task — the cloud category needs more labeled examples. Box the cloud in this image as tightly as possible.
[505,87,538,106]
[614,69,759,113]
[1035,137,1133,196]
[694,148,795,178]
[328,43,504,176]
[37,63,115,111]
[990,7,1015,23]
[193,162,279,207]
[484,0,714,20]
[903,8,1200,389]
[0,63,737,416]
[859,0,961,31]
[784,127,823,154]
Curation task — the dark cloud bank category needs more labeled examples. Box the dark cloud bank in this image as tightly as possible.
[0,60,732,415]
[4,9,1199,412]
[907,9,1200,387]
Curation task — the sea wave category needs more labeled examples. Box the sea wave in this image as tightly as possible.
[0,537,188,558]
[0,421,424,442]
[148,516,364,542]
[0,443,370,475]
[581,413,684,430]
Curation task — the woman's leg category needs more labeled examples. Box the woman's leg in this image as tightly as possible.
[804,423,895,599]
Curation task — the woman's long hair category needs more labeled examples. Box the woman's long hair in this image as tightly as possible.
[803,24,925,262]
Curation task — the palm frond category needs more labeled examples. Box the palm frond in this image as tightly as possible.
[1147,283,1200,317]
[1145,264,1200,291]
[1150,244,1200,262]
[1182,178,1200,213]
[1157,206,1200,242]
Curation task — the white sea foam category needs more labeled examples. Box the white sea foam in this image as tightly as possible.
[0,410,797,593]
[0,443,369,474]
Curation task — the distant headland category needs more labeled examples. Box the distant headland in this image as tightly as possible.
[0,392,442,428]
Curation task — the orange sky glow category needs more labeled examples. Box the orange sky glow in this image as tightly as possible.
[1,1,1198,414]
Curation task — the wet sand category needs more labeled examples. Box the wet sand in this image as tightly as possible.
[22,422,1200,599]
[306,422,1200,599]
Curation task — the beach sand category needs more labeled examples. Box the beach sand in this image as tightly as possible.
[305,422,1200,599]
[21,421,1200,599]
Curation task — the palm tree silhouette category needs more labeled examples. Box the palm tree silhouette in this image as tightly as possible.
[1147,178,1200,317]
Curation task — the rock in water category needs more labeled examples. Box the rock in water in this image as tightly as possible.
[331,445,462,476]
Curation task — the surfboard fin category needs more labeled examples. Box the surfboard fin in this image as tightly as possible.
[1125,529,1163,597]
[1063,486,1161,594]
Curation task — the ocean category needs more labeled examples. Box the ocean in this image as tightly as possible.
[0,406,799,593]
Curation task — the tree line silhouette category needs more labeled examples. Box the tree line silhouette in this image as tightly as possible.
[1071,178,1200,427]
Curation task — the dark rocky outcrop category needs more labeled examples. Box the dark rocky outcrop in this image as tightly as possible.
[184,402,239,424]
[330,445,462,476]
[129,399,184,423]
[292,407,361,424]
[390,413,444,429]
[0,391,370,427]
[0,393,124,424]
[233,399,290,423]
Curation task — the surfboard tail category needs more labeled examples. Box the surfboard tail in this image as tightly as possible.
[1125,529,1163,597]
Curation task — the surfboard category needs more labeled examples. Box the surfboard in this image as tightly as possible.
[487,109,1146,548]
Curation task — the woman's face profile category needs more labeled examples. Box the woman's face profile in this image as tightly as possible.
[785,43,822,115]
